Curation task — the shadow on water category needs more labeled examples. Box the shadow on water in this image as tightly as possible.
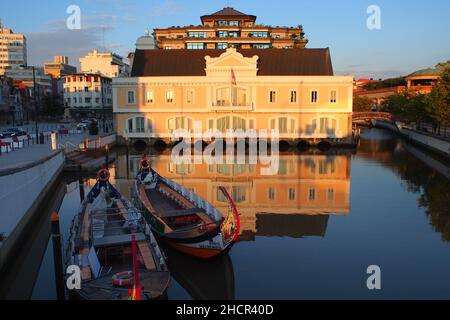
[162,244,235,300]
[358,128,450,242]
[0,179,66,300]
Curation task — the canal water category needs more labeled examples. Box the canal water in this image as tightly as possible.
[1,127,449,300]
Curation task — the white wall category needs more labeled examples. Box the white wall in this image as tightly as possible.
[0,151,64,238]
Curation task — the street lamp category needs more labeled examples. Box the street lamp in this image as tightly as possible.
[20,64,39,143]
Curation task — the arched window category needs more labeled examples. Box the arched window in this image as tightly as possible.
[127,117,152,134]
[269,117,296,133]
[216,115,247,132]
[309,117,339,135]
[167,116,193,131]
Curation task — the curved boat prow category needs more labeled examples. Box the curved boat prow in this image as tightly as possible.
[218,187,241,244]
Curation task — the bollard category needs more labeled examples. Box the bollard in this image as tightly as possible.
[105,144,109,168]
[78,170,85,203]
[51,212,66,300]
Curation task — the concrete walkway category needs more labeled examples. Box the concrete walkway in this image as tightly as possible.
[0,131,112,171]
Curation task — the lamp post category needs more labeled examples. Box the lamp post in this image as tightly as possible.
[20,64,39,142]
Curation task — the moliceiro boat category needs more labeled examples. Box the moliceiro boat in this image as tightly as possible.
[134,156,240,259]
[66,169,170,300]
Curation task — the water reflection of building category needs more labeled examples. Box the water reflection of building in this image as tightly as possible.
[115,153,351,240]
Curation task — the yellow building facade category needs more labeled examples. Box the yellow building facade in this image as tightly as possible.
[113,48,354,147]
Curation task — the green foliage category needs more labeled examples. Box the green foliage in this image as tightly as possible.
[89,121,99,135]
[426,68,450,131]
[42,94,64,116]
[383,68,449,131]
[404,93,429,125]
[383,92,409,114]
[363,77,407,91]
[353,95,374,112]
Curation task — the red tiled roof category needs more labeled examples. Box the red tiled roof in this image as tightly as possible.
[201,7,256,22]
[131,48,334,77]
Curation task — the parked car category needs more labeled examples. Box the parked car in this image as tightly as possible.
[1,128,27,138]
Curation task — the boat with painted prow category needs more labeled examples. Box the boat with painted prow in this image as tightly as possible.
[66,168,170,300]
[134,156,240,259]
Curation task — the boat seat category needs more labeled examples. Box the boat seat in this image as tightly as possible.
[162,208,206,218]
[93,233,146,247]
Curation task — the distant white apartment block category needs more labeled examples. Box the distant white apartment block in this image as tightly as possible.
[63,73,113,118]
[79,50,130,78]
[0,25,27,76]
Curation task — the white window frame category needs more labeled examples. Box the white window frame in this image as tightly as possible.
[127,90,136,105]
[310,89,319,104]
[145,89,154,104]
[186,89,195,104]
[330,89,338,104]
[268,89,277,104]
[166,89,175,104]
[289,89,298,104]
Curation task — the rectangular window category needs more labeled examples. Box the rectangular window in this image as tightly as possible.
[249,31,269,38]
[217,43,228,49]
[136,117,145,133]
[188,31,207,38]
[279,118,288,134]
[166,90,174,103]
[268,188,275,201]
[290,90,297,103]
[127,91,135,104]
[289,188,296,201]
[319,160,327,174]
[95,87,99,92]
[330,90,337,103]
[128,119,133,133]
[320,118,328,134]
[186,89,194,104]
[95,98,100,103]
[311,90,318,103]
[269,90,277,103]
[186,43,205,50]
[146,91,154,104]
[252,44,271,49]
[84,87,89,92]
[309,188,316,201]
[85,97,91,103]
[328,188,335,201]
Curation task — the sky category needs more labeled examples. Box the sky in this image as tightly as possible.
[1,0,449,79]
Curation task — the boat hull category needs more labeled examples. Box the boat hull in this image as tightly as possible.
[167,239,232,259]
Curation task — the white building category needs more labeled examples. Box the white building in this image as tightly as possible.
[0,24,27,76]
[63,73,113,118]
[79,50,130,78]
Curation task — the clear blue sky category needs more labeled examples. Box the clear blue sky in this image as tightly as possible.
[1,0,449,79]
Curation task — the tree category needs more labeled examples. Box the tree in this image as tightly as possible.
[383,91,409,115]
[404,93,428,129]
[426,68,450,135]
[363,77,406,91]
[42,94,64,117]
[353,95,374,112]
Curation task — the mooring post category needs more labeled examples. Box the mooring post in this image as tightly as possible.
[78,167,85,203]
[126,143,130,179]
[105,144,109,168]
[51,212,66,300]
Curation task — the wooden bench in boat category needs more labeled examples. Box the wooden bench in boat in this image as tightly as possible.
[159,184,196,209]
[162,208,207,218]
[158,184,217,225]
[93,233,146,247]
[115,199,127,220]
[138,184,174,233]
[137,241,157,271]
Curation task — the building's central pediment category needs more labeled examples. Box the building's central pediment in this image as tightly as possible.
[205,48,259,77]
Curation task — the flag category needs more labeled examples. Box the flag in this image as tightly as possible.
[231,68,237,86]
